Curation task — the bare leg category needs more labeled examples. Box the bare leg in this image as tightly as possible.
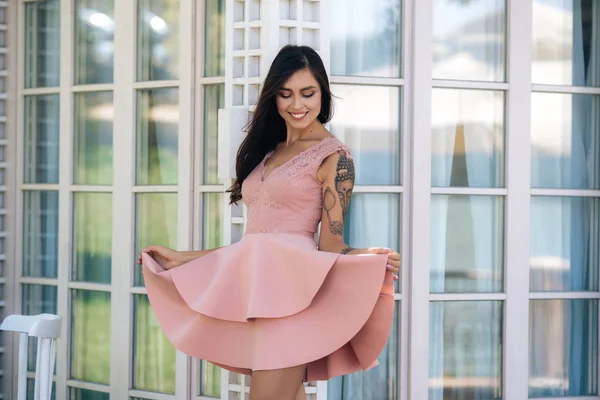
[249,364,306,400]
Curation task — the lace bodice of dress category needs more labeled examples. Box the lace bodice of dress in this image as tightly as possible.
[241,137,352,237]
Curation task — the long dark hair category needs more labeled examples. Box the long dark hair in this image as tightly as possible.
[227,45,334,204]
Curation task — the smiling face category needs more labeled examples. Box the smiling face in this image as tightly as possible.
[275,68,322,130]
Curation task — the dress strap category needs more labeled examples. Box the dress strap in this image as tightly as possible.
[310,138,353,177]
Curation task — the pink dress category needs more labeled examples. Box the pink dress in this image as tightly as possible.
[141,137,395,381]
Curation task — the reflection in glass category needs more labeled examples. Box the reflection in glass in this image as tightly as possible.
[137,0,180,81]
[532,0,600,87]
[344,193,400,292]
[28,379,56,400]
[74,92,114,185]
[24,0,60,88]
[530,197,599,291]
[329,306,399,399]
[74,0,114,84]
[134,193,178,286]
[22,284,57,315]
[69,388,109,400]
[432,0,505,81]
[429,301,503,400]
[203,193,223,249]
[203,85,225,184]
[432,89,504,188]
[204,0,225,77]
[530,300,598,397]
[431,195,504,293]
[72,193,112,283]
[24,95,60,184]
[331,85,401,185]
[133,294,176,393]
[531,93,600,189]
[198,192,223,397]
[331,0,401,77]
[22,284,57,372]
[70,290,111,384]
[136,88,179,185]
[199,360,221,397]
[344,194,400,250]
[23,191,59,278]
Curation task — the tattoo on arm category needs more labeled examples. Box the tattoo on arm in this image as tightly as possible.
[334,152,355,220]
[323,151,355,237]
[340,247,355,254]
[323,187,343,235]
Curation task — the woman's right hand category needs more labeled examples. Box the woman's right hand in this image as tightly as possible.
[137,245,188,270]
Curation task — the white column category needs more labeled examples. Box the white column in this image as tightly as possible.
[504,1,533,398]
[407,0,433,399]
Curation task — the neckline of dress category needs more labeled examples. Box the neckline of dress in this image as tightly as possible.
[260,136,336,182]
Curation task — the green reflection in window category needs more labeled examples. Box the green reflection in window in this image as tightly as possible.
[136,88,179,185]
[203,85,224,184]
[204,0,225,77]
[133,294,176,393]
[74,92,114,185]
[134,193,178,286]
[70,290,111,384]
[73,193,112,283]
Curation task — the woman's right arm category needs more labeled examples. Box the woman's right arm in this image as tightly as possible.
[138,245,221,269]
[179,248,219,263]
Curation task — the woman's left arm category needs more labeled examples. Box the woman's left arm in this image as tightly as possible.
[317,151,400,275]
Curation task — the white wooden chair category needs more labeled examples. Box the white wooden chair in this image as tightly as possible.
[0,314,62,400]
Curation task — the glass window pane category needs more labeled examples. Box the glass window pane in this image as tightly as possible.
[530,299,598,397]
[330,85,401,185]
[24,95,60,184]
[136,88,179,185]
[22,284,57,372]
[72,193,112,283]
[204,0,225,77]
[329,305,399,399]
[331,0,401,77]
[429,301,503,399]
[70,290,111,384]
[203,193,223,249]
[74,92,114,185]
[24,0,60,88]
[22,284,57,315]
[530,196,599,291]
[69,388,109,400]
[134,193,178,286]
[432,89,505,188]
[23,191,59,278]
[137,0,180,81]
[344,193,400,291]
[27,379,56,400]
[432,0,506,82]
[532,0,600,87]
[133,294,176,393]
[531,93,600,189]
[198,192,223,397]
[431,195,504,293]
[203,85,224,184]
[74,0,115,84]
[199,361,221,397]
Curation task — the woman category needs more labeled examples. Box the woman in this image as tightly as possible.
[139,45,400,400]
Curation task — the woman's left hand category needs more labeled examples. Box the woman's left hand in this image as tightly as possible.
[345,247,400,281]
